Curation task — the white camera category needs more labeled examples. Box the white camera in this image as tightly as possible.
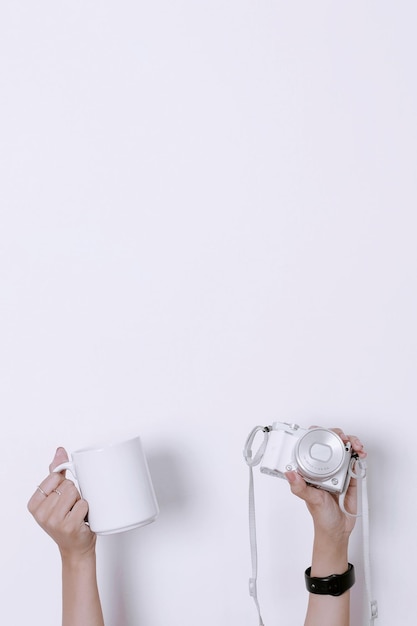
[260,421,353,493]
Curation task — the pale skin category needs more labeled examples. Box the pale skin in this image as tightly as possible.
[27,447,104,626]
[285,428,367,626]
[28,430,365,626]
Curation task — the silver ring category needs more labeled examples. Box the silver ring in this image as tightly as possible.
[37,486,48,497]
[54,489,62,496]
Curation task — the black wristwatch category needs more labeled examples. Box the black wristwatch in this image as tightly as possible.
[304,563,355,596]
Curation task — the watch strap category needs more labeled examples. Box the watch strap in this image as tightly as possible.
[305,563,355,596]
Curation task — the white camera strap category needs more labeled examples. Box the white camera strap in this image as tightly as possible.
[243,425,271,626]
[243,427,378,626]
[342,458,379,625]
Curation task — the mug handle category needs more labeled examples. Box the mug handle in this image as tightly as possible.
[52,461,87,524]
[53,461,77,480]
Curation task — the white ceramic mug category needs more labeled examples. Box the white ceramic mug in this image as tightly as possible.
[54,436,159,535]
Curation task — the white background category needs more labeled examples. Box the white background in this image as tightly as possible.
[1,2,416,625]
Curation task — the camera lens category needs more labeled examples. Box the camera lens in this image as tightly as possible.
[295,429,346,479]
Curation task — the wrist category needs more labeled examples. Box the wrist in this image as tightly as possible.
[310,534,349,577]
[313,526,350,547]
[60,546,97,569]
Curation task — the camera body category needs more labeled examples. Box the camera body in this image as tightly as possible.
[260,422,352,493]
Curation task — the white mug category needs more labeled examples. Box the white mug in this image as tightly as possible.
[54,436,159,535]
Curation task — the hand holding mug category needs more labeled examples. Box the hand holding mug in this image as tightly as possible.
[27,447,96,560]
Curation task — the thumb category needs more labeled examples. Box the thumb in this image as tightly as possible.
[285,470,329,510]
[49,447,69,473]
[285,470,324,506]
[285,471,310,500]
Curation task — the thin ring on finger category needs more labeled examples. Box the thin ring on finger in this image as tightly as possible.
[53,489,62,496]
[37,485,48,497]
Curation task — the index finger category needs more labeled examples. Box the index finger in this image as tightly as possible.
[27,471,67,515]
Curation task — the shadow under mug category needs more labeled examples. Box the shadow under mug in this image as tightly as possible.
[53,436,159,535]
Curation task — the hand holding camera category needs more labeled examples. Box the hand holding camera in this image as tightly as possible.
[244,421,367,536]
[259,422,367,532]
[284,427,366,537]
[243,421,376,625]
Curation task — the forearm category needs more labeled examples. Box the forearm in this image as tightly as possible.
[304,533,350,626]
[284,431,366,626]
[61,552,104,626]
